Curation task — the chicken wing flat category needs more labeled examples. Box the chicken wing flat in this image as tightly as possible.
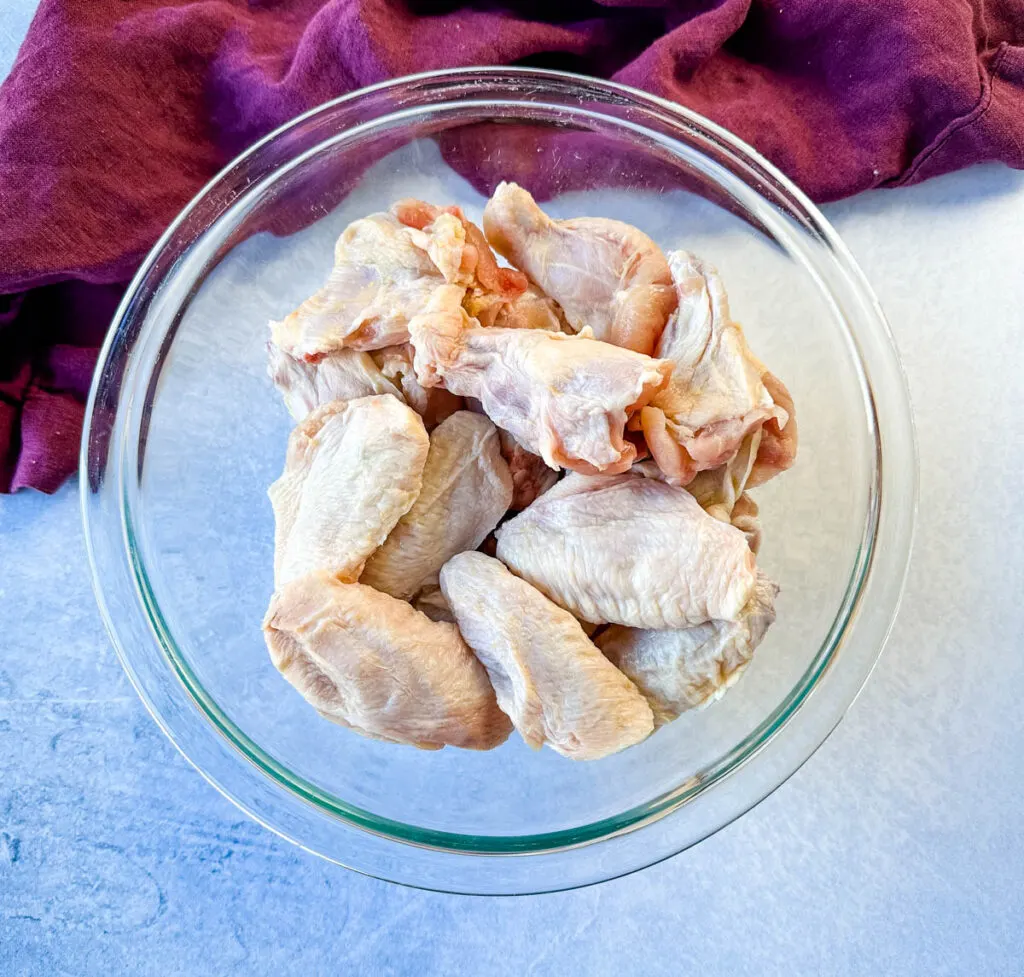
[597,571,778,725]
[268,395,429,587]
[264,571,512,750]
[482,182,677,354]
[361,411,513,600]
[440,552,654,760]
[408,292,672,474]
[495,472,756,628]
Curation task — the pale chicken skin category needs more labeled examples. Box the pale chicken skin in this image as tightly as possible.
[635,429,764,552]
[685,430,764,553]
[269,213,458,358]
[399,210,470,286]
[371,343,463,429]
[597,571,778,725]
[361,411,514,600]
[482,182,677,354]
[264,572,512,750]
[267,343,402,421]
[268,396,429,587]
[408,290,673,474]
[440,552,654,760]
[638,251,790,483]
[495,472,757,629]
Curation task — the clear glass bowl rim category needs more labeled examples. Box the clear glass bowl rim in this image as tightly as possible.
[80,67,917,894]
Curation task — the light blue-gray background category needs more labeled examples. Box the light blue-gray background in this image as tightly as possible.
[2,8,1023,975]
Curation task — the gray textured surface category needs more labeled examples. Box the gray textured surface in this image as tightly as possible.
[2,6,1024,974]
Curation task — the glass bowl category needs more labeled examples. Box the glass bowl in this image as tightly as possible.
[81,68,915,895]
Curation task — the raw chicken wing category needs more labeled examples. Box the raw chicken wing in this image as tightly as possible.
[269,213,457,358]
[361,411,513,600]
[639,251,790,482]
[268,395,429,587]
[440,552,654,759]
[268,343,402,421]
[482,182,677,354]
[264,572,512,750]
[408,294,672,474]
[495,472,756,628]
[597,571,778,725]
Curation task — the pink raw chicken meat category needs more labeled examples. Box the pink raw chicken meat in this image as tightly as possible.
[747,370,798,487]
[637,251,794,484]
[393,197,570,339]
[408,286,672,474]
[498,429,560,510]
[482,182,677,355]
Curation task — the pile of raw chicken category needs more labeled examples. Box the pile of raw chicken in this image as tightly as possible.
[262,183,797,761]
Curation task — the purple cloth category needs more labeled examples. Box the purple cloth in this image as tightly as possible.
[1,0,1022,493]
